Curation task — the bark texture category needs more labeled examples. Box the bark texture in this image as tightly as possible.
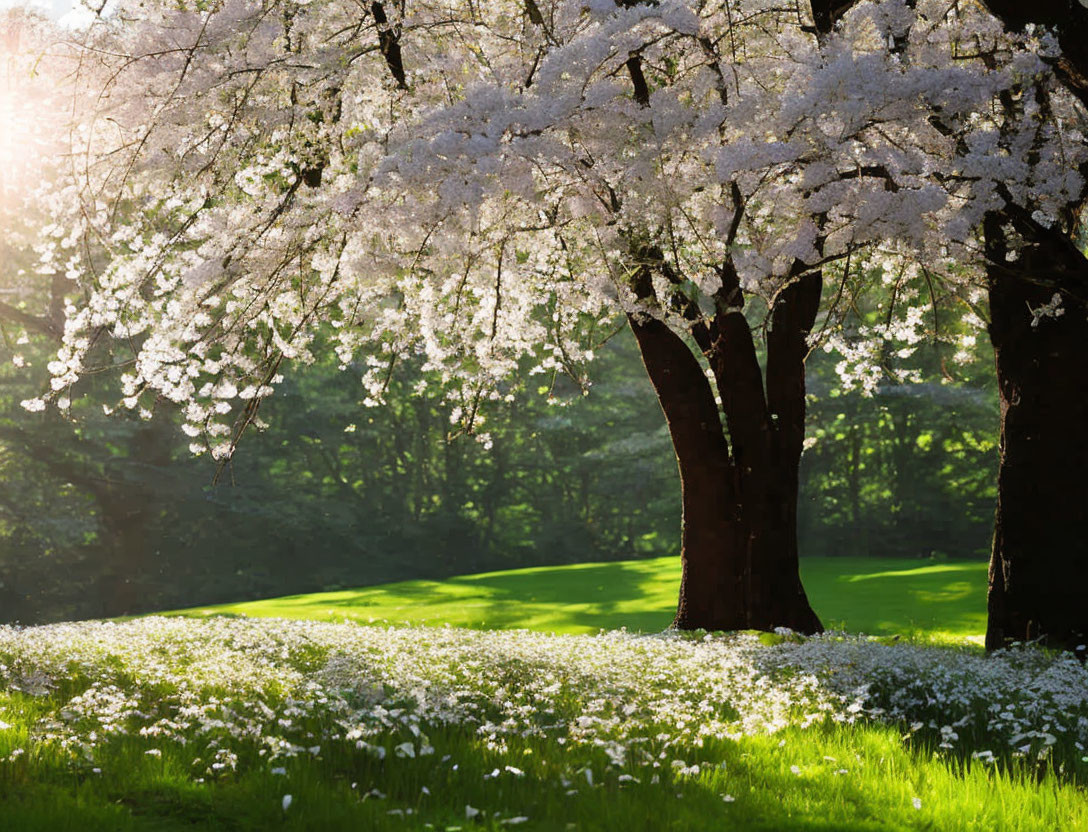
[983,217,1088,652]
[628,315,747,630]
[626,265,824,634]
[975,2,1088,652]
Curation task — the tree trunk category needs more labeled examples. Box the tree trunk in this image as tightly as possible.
[629,314,747,630]
[628,295,822,633]
[97,417,175,616]
[984,216,1088,652]
[751,271,824,633]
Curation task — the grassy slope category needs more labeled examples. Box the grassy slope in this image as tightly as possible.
[175,557,989,643]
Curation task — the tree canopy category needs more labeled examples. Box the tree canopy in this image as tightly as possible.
[21,0,1081,449]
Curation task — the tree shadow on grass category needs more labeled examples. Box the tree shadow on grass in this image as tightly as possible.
[445,561,676,632]
[309,560,678,634]
[803,560,988,641]
[171,557,988,641]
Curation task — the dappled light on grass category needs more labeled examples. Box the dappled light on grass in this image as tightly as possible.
[816,560,988,644]
[174,557,989,644]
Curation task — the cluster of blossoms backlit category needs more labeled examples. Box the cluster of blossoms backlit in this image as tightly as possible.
[19,0,1085,450]
[0,618,1084,777]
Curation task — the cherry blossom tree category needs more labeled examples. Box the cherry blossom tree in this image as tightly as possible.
[965,1,1088,652]
[803,0,1088,651]
[26,0,1087,636]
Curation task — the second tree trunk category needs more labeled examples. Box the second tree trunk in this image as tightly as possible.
[984,218,1088,652]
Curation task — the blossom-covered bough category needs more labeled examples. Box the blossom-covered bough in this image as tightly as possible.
[24,1,1088,641]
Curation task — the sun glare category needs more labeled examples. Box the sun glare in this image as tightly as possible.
[0,23,45,199]
[0,82,25,170]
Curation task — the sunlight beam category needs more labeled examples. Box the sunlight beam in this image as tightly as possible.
[0,24,30,198]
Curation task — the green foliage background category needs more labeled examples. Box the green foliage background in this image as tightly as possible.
[0,316,998,623]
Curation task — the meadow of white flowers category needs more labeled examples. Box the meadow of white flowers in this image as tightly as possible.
[0,617,1085,783]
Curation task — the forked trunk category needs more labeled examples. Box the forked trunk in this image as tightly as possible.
[628,274,823,634]
[984,219,1088,652]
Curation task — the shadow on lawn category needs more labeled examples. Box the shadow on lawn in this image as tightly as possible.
[803,560,988,639]
[446,561,677,633]
[174,557,988,640]
[294,561,678,633]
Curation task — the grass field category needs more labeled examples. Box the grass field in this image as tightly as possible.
[2,617,1086,831]
[4,557,1084,831]
[175,556,989,644]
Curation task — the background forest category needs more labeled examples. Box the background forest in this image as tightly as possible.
[0,316,998,624]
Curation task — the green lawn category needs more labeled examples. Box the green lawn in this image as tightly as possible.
[3,712,1080,832]
[174,557,988,643]
[5,558,1086,831]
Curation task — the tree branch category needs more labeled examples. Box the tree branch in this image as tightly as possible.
[626,54,650,107]
[0,301,60,340]
[371,2,408,90]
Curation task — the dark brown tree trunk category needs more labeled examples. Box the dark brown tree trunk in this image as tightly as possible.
[754,272,825,633]
[628,314,748,630]
[977,0,1088,653]
[627,271,823,634]
[983,216,1088,652]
